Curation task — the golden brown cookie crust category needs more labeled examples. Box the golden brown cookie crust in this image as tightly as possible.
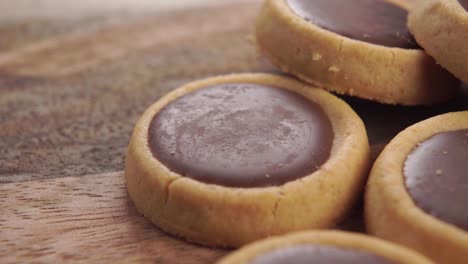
[125,73,369,248]
[217,231,434,264]
[365,111,468,264]
[255,0,459,105]
[408,0,468,83]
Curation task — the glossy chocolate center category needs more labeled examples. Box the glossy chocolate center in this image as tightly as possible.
[286,0,419,49]
[404,129,468,231]
[250,245,396,264]
[149,83,333,188]
[459,0,468,11]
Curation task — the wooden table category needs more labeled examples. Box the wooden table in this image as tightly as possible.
[1,0,467,263]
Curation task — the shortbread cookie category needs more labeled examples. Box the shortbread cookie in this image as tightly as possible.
[217,231,434,264]
[366,111,468,264]
[408,0,468,83]
[125,73,369,248]
[255,0,459,105]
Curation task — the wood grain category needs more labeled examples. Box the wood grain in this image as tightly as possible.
[0,172,227,263]
[0,0,243,22]
[0,1,279,183]
[0,168,381,263]
[0,3,257,77]
[0,18,106,52]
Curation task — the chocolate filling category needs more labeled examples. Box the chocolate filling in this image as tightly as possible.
[286,0,419,49]
[404,129,468,231]
[459,0,468,11]
[250,245,396,264]
[149,83,333,188]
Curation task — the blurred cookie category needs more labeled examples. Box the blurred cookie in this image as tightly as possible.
[256,0,459,105]
[366,111,468,264]
[125,73,369,247]
[217,231,434,264]
[408,0,468,83]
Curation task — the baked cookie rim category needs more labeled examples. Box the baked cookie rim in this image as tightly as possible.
[366,111,468,243]
[255,0,459,106]
[216,230,434,264]
[125,73,369,247]
[407,0,468,82]
[434,0,468,19]
[127,73,367,194]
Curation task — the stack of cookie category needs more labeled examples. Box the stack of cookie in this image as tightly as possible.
[125,0,468,263]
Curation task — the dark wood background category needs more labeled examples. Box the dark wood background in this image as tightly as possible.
[1,0,467,262]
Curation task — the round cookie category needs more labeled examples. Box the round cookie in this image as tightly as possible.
[255,0,459,105]
[365,111,468,264]
[408,0,468,83]
[217,231,434,264]
[125,73,370,248]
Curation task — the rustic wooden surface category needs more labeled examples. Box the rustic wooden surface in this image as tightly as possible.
[0,1,275,183]
[0,172,228,263]
[1,0,467,263]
